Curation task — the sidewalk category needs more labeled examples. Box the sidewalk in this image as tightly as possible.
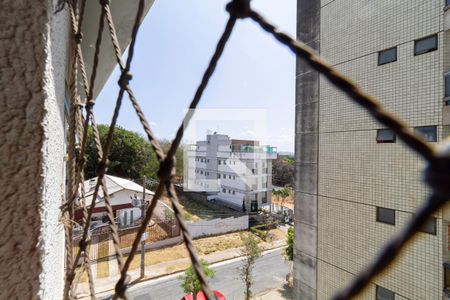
[76,238,286,299]
[255,286,293,300]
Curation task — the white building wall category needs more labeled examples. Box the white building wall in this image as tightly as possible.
[316,0,445,299]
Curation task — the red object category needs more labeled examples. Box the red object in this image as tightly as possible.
[181,290,226,300]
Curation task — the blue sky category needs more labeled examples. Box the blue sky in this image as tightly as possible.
[95,0,296,152]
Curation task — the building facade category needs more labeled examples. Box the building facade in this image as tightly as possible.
[186,133,277,212]
[295,0,450,299]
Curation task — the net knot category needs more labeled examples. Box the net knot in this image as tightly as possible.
[78,239,90,253]
[424,154,450,199]
[118,71,133,89]
[96,159,110,174]
[157,156,175,183]
[99,0,110,6]
[226,0,251,19]
[86,99,96,108]
[75,32,83,44]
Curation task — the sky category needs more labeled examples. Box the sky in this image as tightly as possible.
[95,0,296,152]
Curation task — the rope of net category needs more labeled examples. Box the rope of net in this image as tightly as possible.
[61,0,450,299]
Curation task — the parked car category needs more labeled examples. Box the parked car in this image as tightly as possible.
[181,290,226,300]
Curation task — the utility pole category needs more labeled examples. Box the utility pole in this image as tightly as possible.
[140,176,146,278]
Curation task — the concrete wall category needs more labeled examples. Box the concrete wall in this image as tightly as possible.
[0,0,69,299]
[294,0,321,299]
[186,215,249,239]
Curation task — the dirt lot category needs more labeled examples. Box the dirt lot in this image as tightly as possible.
[162,195,241,221]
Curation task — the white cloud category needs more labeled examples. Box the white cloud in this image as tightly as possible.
[149,121,157,126]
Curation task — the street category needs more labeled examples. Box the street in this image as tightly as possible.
[126,248,289,300]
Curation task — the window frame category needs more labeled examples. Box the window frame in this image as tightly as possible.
[376,285,395,300]
[376,129,396,143]
[378,47,397,65]
[445,72,450,105]
[376,207,396,226]
[414,34,438,56]
[414,126,437,142]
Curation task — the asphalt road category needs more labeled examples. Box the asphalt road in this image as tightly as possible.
[126,248,289,300]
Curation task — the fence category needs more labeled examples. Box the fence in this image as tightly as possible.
[60,0,450,299]
[186,215,249,239]
[73,218,179,262]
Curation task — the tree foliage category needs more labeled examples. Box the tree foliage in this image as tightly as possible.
[84,125,185,182]
[284,226,294,262]
[179,260,215,300]
[240,233,261,300]
[84,124,158,180]
[272,155,295,187]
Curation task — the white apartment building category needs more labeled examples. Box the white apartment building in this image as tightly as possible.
[295,0,450,299]
[185,133,277,212]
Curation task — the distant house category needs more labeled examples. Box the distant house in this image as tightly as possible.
[74,175,164,228]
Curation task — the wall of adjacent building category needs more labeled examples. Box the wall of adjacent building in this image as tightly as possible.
[314,0,445,299]
[0,0,69,299]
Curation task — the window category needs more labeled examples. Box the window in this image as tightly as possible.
[218,160,221,165]
[232,190,235,195]
[376,207,395,225]
[420,217,437,235]
[217,173,220,179]
[376,286,394,300]
[414,35,438,55]
[229,175,232,179]
[444,263,450,292]
[233,176,236,180]
[446,0,450,7]
[222,188,226,193]
[376,129,396,143]
[262,196,267,203]
[252,168,256,174]
[414,126,437,142]
[445,73,450,105]
[378,47,397,65]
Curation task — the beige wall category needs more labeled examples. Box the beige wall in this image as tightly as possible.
[317,0,445,298]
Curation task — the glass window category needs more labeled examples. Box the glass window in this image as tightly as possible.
[414,126,437,142]
[420,217,437,235]
[445,263,450,292]
[445,73,450,98]
[376,129,396,143]
[376,207,395,225]
[447,0,450,6]
[414,35,438,55]
[222,188,226,193]
[378,47,397,65]
[376,286,395,300]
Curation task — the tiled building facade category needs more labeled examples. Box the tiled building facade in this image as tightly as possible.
[295,0,450,299]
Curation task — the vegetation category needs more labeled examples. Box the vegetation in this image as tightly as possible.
[284,226,294,288]
[240,233,262,300]
[273,187,291,208]
[284,226,294,262]
[179,260,215,300]
[84,124,184,181]
[272,155,295,187]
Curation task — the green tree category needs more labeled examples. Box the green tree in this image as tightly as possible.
[84,124,159,180]
[240,233,261,300]
[273,187,291,210]
[283,226,294,288]
[283,226,294,261]
[179,260,215,300]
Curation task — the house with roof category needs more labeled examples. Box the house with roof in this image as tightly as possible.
[75,175,171,228]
